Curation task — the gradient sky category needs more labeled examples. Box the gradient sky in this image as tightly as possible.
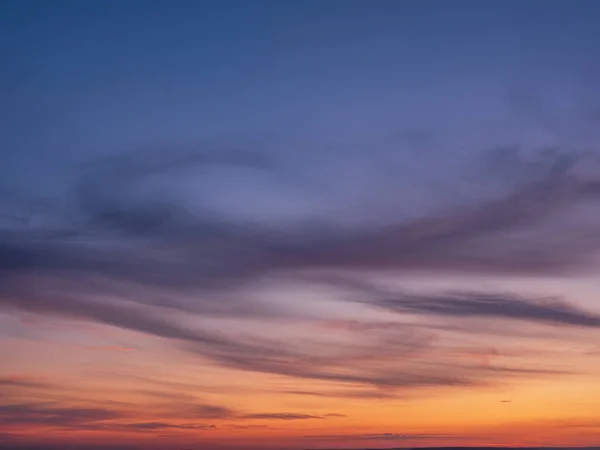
[2,1,600,449]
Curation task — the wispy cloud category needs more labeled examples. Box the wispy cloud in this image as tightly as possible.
[3,146,600,291]
[0,376,53,389]
[280,389,400,400]
[380,291,600,327]
[303,431,454,441]
[189,404,236,420]
[0,403,123,427]
[320,277,600,328]
[0,397,340,434]
[1,146,600,397]
[99,421,217,432]
[238,413,324,421]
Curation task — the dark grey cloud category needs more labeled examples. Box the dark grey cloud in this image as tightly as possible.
[0,396,339,435]
[199,333,568,392]
[0,403,123,427]
[190,324,492,390]
[134,390,199,403]
[0,396,340,433]
[239,413,323,421]
[303,431,453,441]
[0,446,142,450]
[381,292,600,327]
[162,400,343,422]
[100,421,216,432]
[280,389,400,400]
[0,276,238,348]
[190,404,235,420]
[0,377,53,389]
[321,277,600,328]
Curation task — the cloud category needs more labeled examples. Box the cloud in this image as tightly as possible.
[238,413,324,421]
[303,431,453,441]
[101,422,216,432]
[0,403,123,427]
[0,277,579,394]
[323,277,600,328]
[89,345,135,352]
[193,326,495,391]
[1,146,600,396]
[177,403,343,422]
[3,146,600,291]
[190,404,235,420]
[2,146,599,298]
[0,394,339,434]
[199,333,568,392]
[280,389,400,400]
[0,376,53,389]
[0,276,239,348]
[0,445,142,450]
[234,412,344,421]
[381,291,600,327]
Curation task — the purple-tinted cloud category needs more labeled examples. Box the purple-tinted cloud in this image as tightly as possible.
[1,146,599,395]
[380,292,600,327]
[319,277,600,328]
[2,146,600,292]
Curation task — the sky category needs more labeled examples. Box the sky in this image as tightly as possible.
[2,0,600,449]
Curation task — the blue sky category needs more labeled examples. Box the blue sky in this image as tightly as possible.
[3,0,600,196]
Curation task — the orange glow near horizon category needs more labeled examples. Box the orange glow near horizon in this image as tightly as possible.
[2,272,600,449]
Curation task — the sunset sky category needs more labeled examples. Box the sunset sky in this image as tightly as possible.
[2,1,600,449]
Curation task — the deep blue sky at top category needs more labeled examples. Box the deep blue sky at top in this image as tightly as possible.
[2,0,600,199]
